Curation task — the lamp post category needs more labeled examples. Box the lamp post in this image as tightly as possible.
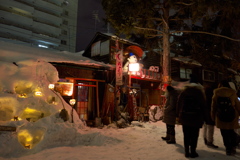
[128,63,140,121]
[128,63,140,87]
[69,99,76,123]
[48,84,56,104]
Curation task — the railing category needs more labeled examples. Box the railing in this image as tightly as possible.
[129,68,161,81]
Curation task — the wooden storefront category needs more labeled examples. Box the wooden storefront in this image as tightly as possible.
[51,62,114,126]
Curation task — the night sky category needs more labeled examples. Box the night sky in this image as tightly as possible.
[76,0,107,52]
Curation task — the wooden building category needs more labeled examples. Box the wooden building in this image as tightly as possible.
[50,61,115,126]
[82,32,162,123]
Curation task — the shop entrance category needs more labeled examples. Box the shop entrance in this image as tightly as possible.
[66,78,105,123]
[76,82,89,120]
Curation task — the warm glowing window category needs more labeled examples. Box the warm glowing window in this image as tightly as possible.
[54,82,73,96]
[180,67,192,79]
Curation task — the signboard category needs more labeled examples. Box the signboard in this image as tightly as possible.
[116,50,123,85]
[130,68,161,81]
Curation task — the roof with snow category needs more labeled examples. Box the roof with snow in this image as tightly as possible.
[172,57,202,66]
[0,41,115,69]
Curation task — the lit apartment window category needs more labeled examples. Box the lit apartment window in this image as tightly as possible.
[61,40,67,45]
[180,67,192,79]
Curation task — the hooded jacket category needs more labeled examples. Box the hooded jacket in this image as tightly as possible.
[211,87,240,129]
[177,83,207,128]
[162,86,180,125]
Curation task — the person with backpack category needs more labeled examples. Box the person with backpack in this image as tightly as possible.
[211,80,240,156]
[176,74,207,158]
[161,85,180,144]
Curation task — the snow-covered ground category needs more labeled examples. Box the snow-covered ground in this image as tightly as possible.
[0,121,239,160]
[0,41,239,160]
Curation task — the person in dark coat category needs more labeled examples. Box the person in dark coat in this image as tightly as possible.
[202,85,218,148]
[211,80,240,155]
[162,85,180,144]
[176,74,207,158]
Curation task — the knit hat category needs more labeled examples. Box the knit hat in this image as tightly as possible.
[189,74,198,83]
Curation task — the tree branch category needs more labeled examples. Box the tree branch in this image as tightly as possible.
[147,34,163,37]
[161,14,169,30]
[176,2,195,6]
[150,18,163,21]
[134,26,164,34]
[170,30,240,42]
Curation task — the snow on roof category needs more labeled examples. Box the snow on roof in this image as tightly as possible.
[0,41,115,69]
[172,56,202,66]
[227,68,238,74]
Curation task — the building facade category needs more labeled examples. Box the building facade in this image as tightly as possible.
[0,0,78,52]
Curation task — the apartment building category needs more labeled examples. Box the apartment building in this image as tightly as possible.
[0,0,78,52]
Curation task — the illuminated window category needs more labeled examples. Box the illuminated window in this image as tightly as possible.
[180,67,192,79]
[203,70,215,82]
[54,82,73,96]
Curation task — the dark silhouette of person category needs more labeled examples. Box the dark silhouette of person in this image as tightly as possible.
[162,85,180,144]
[177,74,207,158]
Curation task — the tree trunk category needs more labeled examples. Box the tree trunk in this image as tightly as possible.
[162,2,170,84]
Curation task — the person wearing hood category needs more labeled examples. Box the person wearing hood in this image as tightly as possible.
[176,74,207,158]
[211,80,240,156]
[162,85,180,144]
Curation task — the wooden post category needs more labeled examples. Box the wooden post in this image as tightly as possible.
[96,81,99,117]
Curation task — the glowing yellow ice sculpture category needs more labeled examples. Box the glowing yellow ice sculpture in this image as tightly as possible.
[20,108,43,122]
[0,97,16,121]
[18,128,45,149]
[15,81,33,98]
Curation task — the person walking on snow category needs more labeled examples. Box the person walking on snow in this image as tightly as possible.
[177,74,207,158]
[202,85,218,148]
[162,85,180,144]
[211,80,240,156]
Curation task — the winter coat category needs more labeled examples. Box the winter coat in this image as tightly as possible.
[176,83,207,128]
[162,88,180,125]
[211,87,240,130]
